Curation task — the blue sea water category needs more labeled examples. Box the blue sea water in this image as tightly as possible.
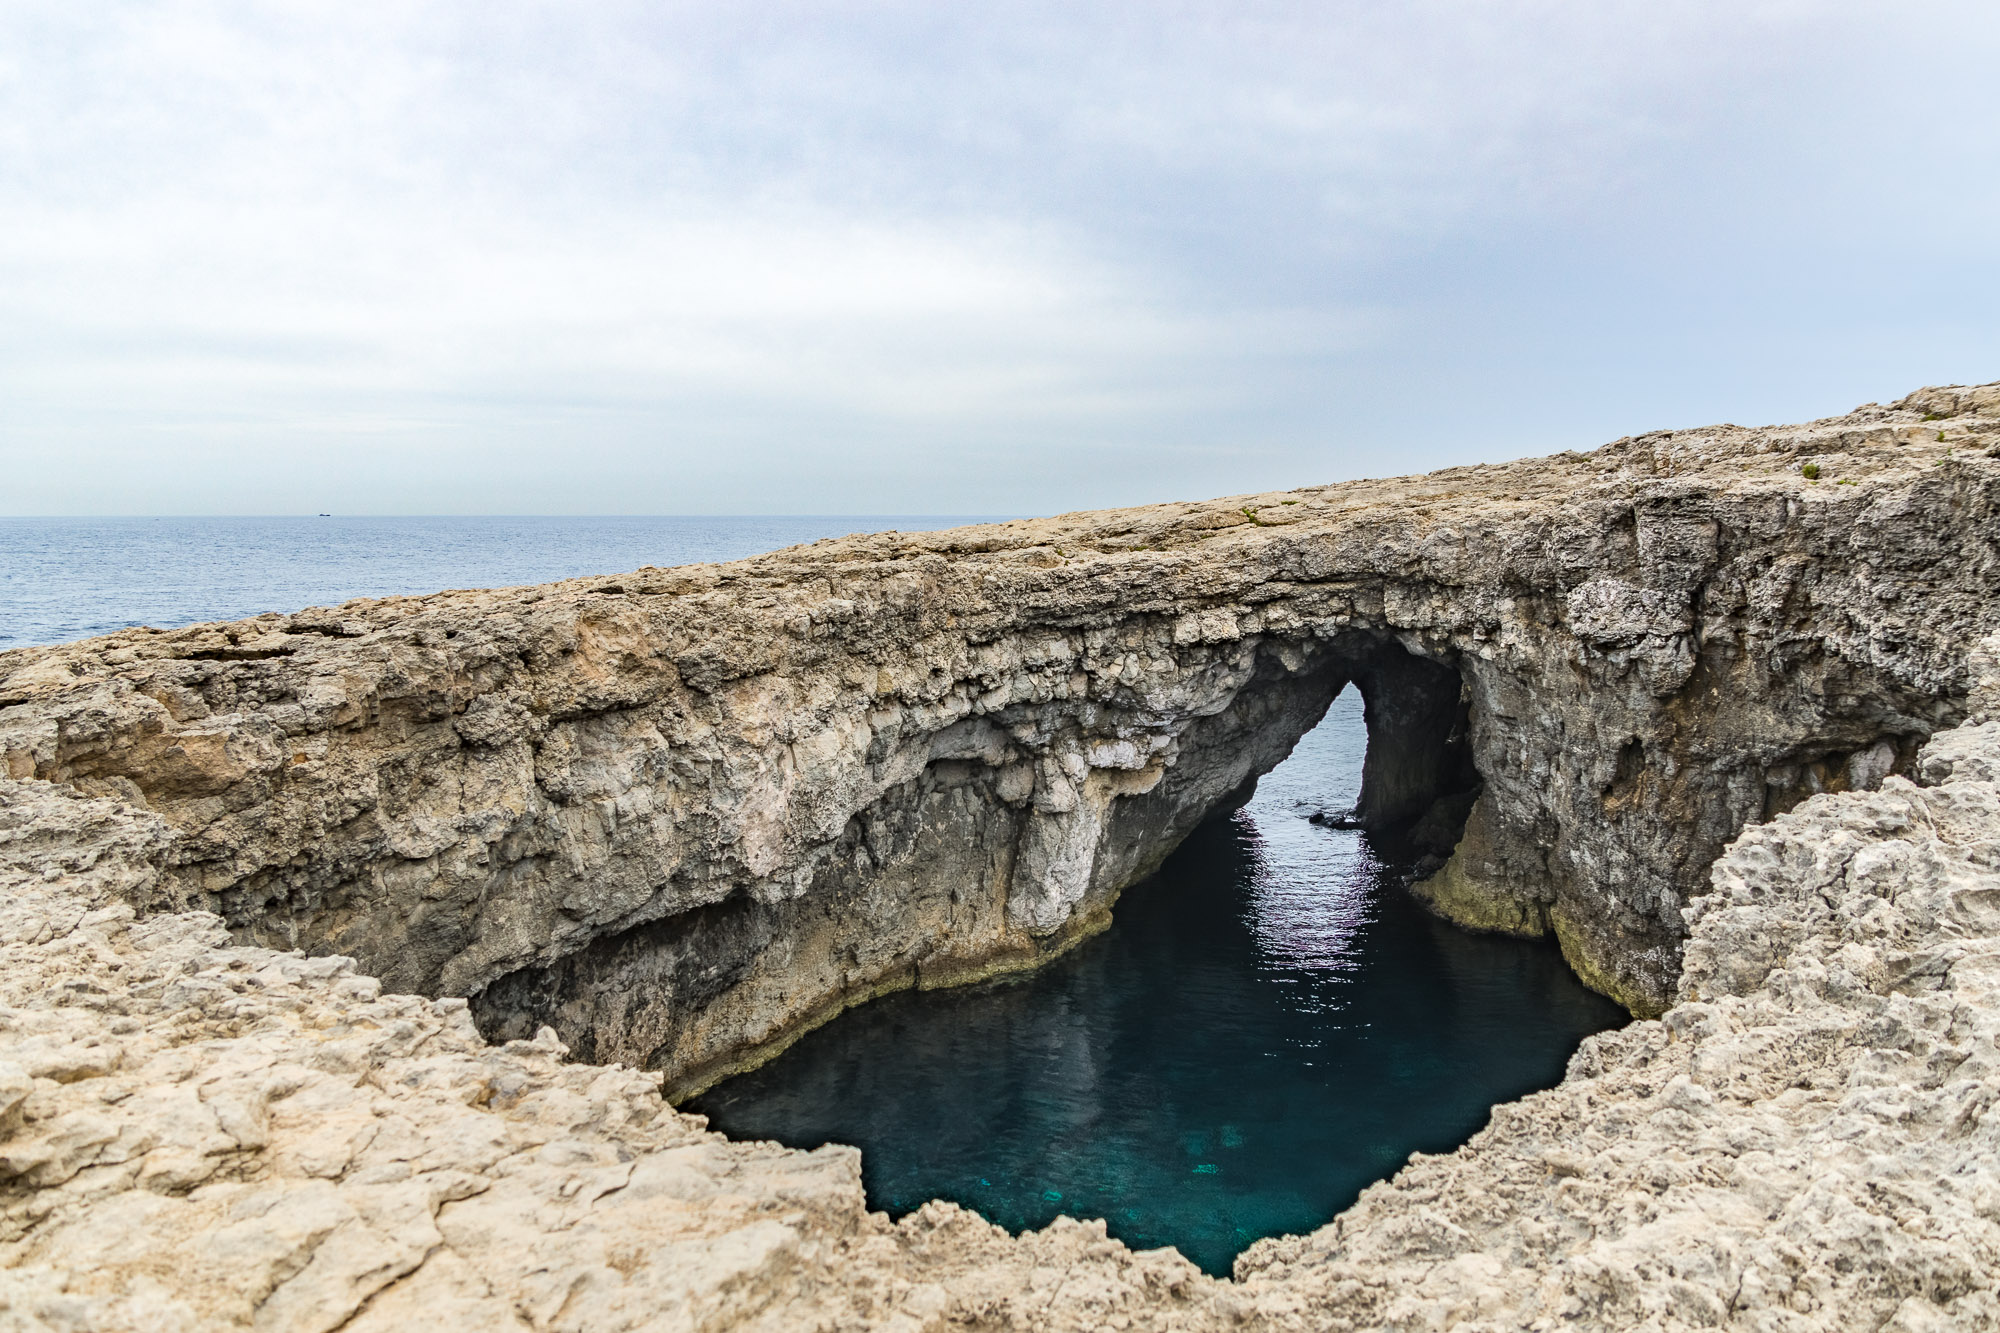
[0,516,996,651]
[692,691,1626,1277]
[4,515,1625,1278]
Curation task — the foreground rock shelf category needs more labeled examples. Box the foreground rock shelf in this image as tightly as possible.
[1,383,1998,1328]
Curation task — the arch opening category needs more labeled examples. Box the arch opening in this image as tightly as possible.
[685,645,1619,1279]
[1298,639,1482,876]
[469,633,1494,1099]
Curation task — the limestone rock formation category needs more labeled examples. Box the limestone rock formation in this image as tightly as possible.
[1,383,1999,1329]
[1232,665,2000,1329]
[2,634,1999,1331]
[3,385,1996,1096]
[0,777,1229,1332]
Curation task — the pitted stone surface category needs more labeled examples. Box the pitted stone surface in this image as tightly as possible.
[2,384,1996,1088]
[0,779,1229,1332]
[1232,679,2000,1330]
[4,651,2000,1329]
[3,384,2000,1328]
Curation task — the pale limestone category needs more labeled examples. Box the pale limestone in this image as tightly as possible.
[1,385,2000,1329]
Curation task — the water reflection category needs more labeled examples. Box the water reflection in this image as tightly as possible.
[693,690,1625,1276]
[1239,695,1373,974]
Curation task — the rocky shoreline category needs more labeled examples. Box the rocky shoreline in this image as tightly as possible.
[2,647,1996,1329]
[1,383,1998,1328]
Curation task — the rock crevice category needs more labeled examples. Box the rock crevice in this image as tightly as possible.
[0,381,1998,1325]
[3,385,1994,1073]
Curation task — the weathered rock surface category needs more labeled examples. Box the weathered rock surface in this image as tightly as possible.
[1230,643,2000,1329]
[3,385,1996,1098]
[4,634,2000,1331]
[2,383,2000,1329]
[0,777,1232,1332]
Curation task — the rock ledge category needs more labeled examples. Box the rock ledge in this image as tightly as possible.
[2,385,2000,1328]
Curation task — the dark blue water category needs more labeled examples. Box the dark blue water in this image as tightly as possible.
[7,517,1624,1277]
[0,516,1000,651]
[692,692,1625,1277]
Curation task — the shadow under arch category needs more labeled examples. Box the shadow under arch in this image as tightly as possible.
[473,631,1489,1100]
[1096,632,1482,890]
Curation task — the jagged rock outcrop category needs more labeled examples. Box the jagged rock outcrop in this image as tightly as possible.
[0,776,1234,1332]
[3,623,2000,1330]
[1230,636,2000,1329]
[2,385,1996,1101]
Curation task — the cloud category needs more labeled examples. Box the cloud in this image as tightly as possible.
[2,1,1996,513]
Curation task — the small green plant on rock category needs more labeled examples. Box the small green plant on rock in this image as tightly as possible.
[1800,462,1821,480]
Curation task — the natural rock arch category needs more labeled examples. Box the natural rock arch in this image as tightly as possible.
[1,380,1994,1097]
[3,384,2000,1328]
[470,632,1481,1096]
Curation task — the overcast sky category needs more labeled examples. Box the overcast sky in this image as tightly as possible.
[3,2,1997,516]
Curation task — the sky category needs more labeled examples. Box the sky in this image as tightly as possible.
[3,1,1997,516]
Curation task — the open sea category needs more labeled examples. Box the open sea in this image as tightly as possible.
[0,515,997,651]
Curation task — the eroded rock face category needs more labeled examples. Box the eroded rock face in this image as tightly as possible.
[1230,643,2000,1330]
[0,777,1232,1332]
[2,386,1998,1095]
[4,640,2000,1330]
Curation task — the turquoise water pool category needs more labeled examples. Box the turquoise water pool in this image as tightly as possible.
[691,691,1624,1276]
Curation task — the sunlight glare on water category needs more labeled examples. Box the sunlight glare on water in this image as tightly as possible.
[694,690,1627,1276]
[1238,697,1372,975]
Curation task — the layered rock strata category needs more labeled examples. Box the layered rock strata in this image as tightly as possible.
[3,638,1999,1329]
[4,387,1997,1103]
[1231,639,2000,1329]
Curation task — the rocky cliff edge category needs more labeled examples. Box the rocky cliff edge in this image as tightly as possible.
[2,389,2000,1328]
